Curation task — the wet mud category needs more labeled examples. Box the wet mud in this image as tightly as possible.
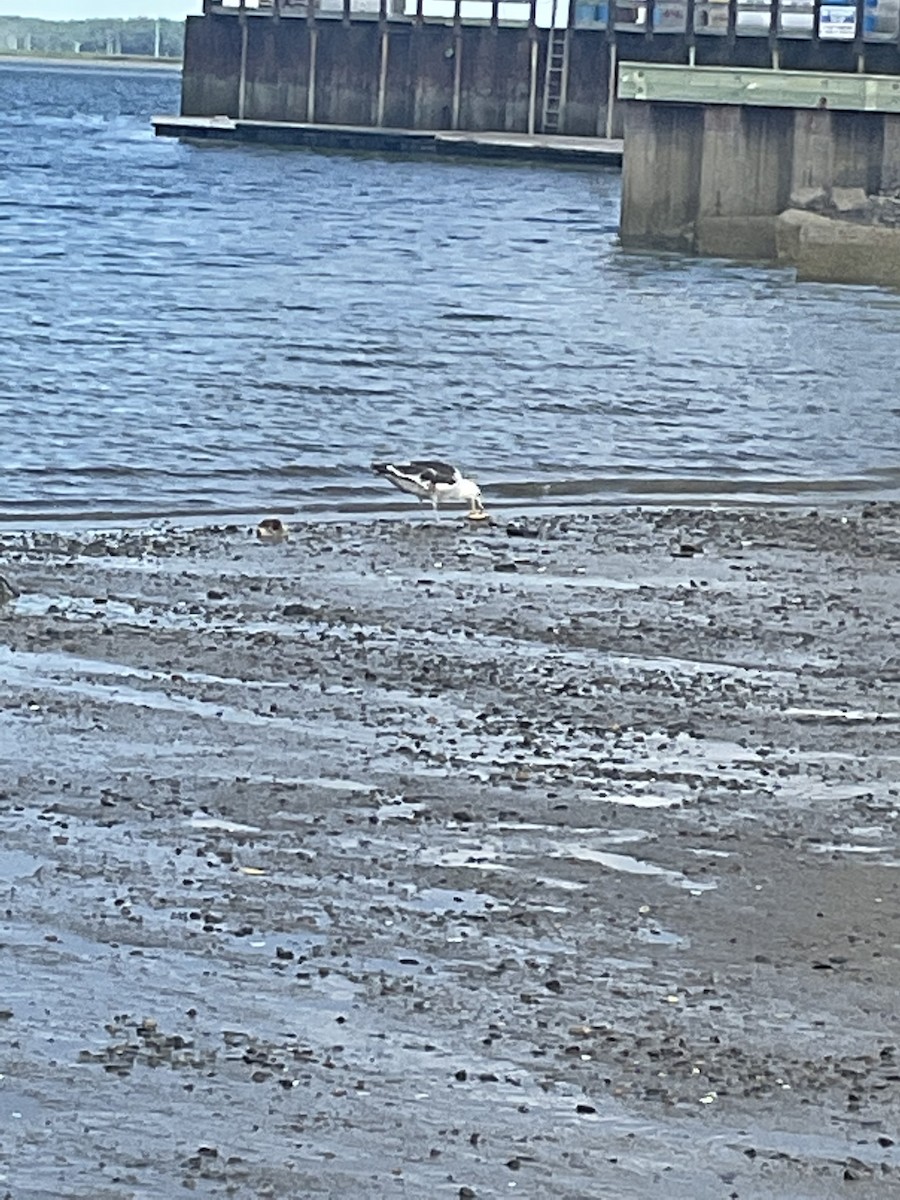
[1,504,899,1198]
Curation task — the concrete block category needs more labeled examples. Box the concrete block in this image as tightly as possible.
[775,209,900,287]
[869,194,900,227]
[695,215,779,261]
[775,208,810,264]
[830,186,869,214]
[789,186,828,211]
[882,114,900,194]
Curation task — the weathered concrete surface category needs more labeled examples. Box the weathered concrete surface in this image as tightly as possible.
[456,26,534,135]
[1,505,899,1196]
[621,98,796,258]
[564,28,610,137]
[183,16,552,134]
[694,214,780,260]
[777,207,900,286]
[621,94,900,278]
[694,104,792,259]
[619,101,702,251]
[243,18,313,123]
[180,10,241,120]
[177,13,900,151]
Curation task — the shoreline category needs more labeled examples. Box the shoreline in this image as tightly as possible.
[3,472,899,533]
[0,52,182,72]
[2,501,898,1195]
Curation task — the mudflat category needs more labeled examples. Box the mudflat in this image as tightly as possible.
[1,503,898,1199]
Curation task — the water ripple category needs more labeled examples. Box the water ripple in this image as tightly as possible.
[0,60,899,522]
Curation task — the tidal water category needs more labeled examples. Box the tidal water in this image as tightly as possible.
[1,60,899,523]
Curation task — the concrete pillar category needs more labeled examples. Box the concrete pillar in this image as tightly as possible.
[619,102,703,251]
[881,113,900,194]
[307,28,318,123]
[604,39,617,140]
[558,30,571,134]
[697,105,783,217]
[237,14,248,119]
[451,29,463,130]
[695,105,746,232]
[790,109,834,201]
[452,0,464,132]
[528,38,538,136]
[695,104,792,258]
[831,110,883,193]
[376,31,389,127]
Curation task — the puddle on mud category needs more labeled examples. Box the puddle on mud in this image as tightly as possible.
[552,846,717,892]
[395,884,506,915]
[425,567,645,591]
[810,843,896,856]
[189,813,263,834]
[0,1084,44,1126]
[417,836,717,893]
[495,821,555,832]
[375,799,428,822]
[785,705,900,723]
[418,847,516,873]
[636,925,689,947]
[0,646,379,748]
[494,823,649,843]
[533,875,589,892]
[603,793,685,809]
[288,776,375,794]
[0,848,45,883]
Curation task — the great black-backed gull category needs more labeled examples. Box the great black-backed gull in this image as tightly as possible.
[371,460,487,519]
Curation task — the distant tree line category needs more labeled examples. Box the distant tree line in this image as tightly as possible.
[0,17,185,60]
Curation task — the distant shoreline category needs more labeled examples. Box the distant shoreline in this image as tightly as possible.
[0,53,182,72]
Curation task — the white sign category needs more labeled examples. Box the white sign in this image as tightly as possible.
[819,4,857,39]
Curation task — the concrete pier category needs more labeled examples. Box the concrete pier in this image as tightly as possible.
[176,3,900,146]
[618,63,900,282]
[151,113,623,163]
[180,12,620,139]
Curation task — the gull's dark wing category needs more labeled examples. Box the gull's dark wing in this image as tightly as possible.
[409,461,458,486]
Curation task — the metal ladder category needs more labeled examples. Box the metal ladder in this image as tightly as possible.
[541,25,569,135]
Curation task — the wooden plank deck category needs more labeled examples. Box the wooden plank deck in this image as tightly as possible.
[151,115,624,166]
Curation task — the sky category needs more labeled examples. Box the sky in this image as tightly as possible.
[0,2,202,18]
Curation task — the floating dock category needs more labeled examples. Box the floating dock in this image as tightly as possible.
[151,114,623,166]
